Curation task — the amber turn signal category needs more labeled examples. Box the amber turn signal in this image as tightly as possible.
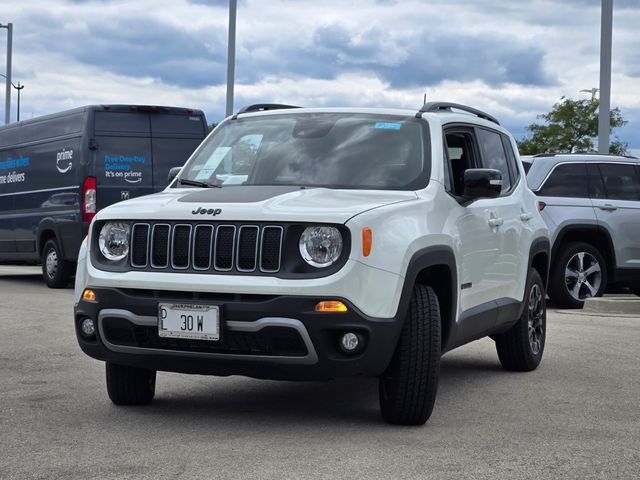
[362,227,372,257]
[315,300,348,313]
[82,289,96,302]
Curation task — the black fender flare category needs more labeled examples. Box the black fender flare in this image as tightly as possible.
[395,245,458,349]
[551,224,616,271]
[528,236,551,288]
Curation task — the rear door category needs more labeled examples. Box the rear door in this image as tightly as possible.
[93,111,154,209]
[591,162,640,268]
[150,113,206,190]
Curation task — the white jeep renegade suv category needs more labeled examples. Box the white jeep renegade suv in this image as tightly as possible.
[74,102,550,425]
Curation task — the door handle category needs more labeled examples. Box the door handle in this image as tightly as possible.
[520,212,533,222]
[599,204,617,211]
[488,217,504,228]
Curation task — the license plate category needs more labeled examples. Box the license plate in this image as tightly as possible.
[158,303,220,341]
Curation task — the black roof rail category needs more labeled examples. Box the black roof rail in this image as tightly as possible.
[415,102,499,125]
[233,103,301,119]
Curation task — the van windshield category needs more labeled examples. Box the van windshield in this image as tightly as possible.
[177,113,429,190]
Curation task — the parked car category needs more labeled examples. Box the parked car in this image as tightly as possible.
[0,105,207,287]
[74,102,550,425]
[523,153,640,308]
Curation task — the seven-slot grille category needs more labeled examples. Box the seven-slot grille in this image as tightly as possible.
[130,223,283,274]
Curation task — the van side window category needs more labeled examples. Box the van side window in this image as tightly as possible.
[476,128,512,194]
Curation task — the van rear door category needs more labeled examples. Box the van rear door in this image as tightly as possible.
[93,111,154,209]
[150,112,206,190]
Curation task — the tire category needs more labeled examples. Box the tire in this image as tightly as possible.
[379,284,441,425]
[106,362,156,406]
[548,242,607,309]
[41,238,74,289]
[495,269,546,371]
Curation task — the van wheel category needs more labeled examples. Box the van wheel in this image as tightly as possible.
[106,362,156,405]
[379,284,441,425]
[548,242,607,309]
[41,238,74,288]
[495,268,546,371]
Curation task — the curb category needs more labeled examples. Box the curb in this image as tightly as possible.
[583,296,640,316]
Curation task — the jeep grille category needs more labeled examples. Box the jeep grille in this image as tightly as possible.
[129,222,283,274]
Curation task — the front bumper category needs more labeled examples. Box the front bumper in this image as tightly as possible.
[74,287,403,380]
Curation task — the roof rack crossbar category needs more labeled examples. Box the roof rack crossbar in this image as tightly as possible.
[533,152,638,159]
[236,103,301,115]
[415,102,499,125]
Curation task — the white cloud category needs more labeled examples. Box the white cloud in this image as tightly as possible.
[1,0,638,150]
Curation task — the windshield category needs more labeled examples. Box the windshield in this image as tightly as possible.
[176,113,429,190]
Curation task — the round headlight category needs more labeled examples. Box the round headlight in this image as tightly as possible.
[98,222,130,261]
[299,226,343,268]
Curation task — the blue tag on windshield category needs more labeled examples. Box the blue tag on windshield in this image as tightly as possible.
[374,122,401,130]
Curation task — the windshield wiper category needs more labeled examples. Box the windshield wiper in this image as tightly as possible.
[178,178,222,188]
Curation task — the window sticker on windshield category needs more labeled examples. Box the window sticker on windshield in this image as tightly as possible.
[374,122,401,130]
[195,147,231,181]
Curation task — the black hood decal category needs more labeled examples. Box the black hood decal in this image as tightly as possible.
[176,185,309,203]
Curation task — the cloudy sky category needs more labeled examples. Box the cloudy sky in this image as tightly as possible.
[2,0,639,154]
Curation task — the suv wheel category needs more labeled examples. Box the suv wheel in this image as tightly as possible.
[106,362,156,405]
[41,238,74,288]
[495,268,546,371]
[379,284,440,425]
[548,242,607,309]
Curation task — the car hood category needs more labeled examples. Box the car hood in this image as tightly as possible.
[95,185,418,224]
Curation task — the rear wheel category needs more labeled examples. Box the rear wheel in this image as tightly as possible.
[106,362,156,406]
[379,284,441,425]
[41,238,74,288]
[495,268,546,371]
[548,242,607,309]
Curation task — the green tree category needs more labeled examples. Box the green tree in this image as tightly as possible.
[517,97,628,156]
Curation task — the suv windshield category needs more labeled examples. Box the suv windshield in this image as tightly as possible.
[176,113,429,190]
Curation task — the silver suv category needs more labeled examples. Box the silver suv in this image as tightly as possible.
[524,153,640,308]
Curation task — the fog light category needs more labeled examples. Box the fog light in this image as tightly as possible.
[340,332,360,353]
[80,318,95,337]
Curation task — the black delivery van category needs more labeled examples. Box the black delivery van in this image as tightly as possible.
[0,104,207,287]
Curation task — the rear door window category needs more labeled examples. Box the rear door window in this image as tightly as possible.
[599,163,640,201]
[476,128,512,194]
[538,163,588,198]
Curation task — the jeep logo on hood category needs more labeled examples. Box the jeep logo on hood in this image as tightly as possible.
[192,207,222,216]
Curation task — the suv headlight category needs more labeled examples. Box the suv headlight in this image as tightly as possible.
[98,222,130,261]
[299,226,343,268]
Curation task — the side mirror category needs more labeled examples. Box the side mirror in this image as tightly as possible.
[463,168,502,201]
[168,166,182,183]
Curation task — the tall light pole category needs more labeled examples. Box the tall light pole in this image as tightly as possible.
[598,0,613,154]
[1,23,12,125]
[0,73,22,122]
[225,0,237,118]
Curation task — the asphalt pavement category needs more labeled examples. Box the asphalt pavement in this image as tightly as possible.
[1,266,638,479]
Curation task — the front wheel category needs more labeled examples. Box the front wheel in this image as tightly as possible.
[106,362,156,405]
[495,269,546,371]
[379,284,441,425]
